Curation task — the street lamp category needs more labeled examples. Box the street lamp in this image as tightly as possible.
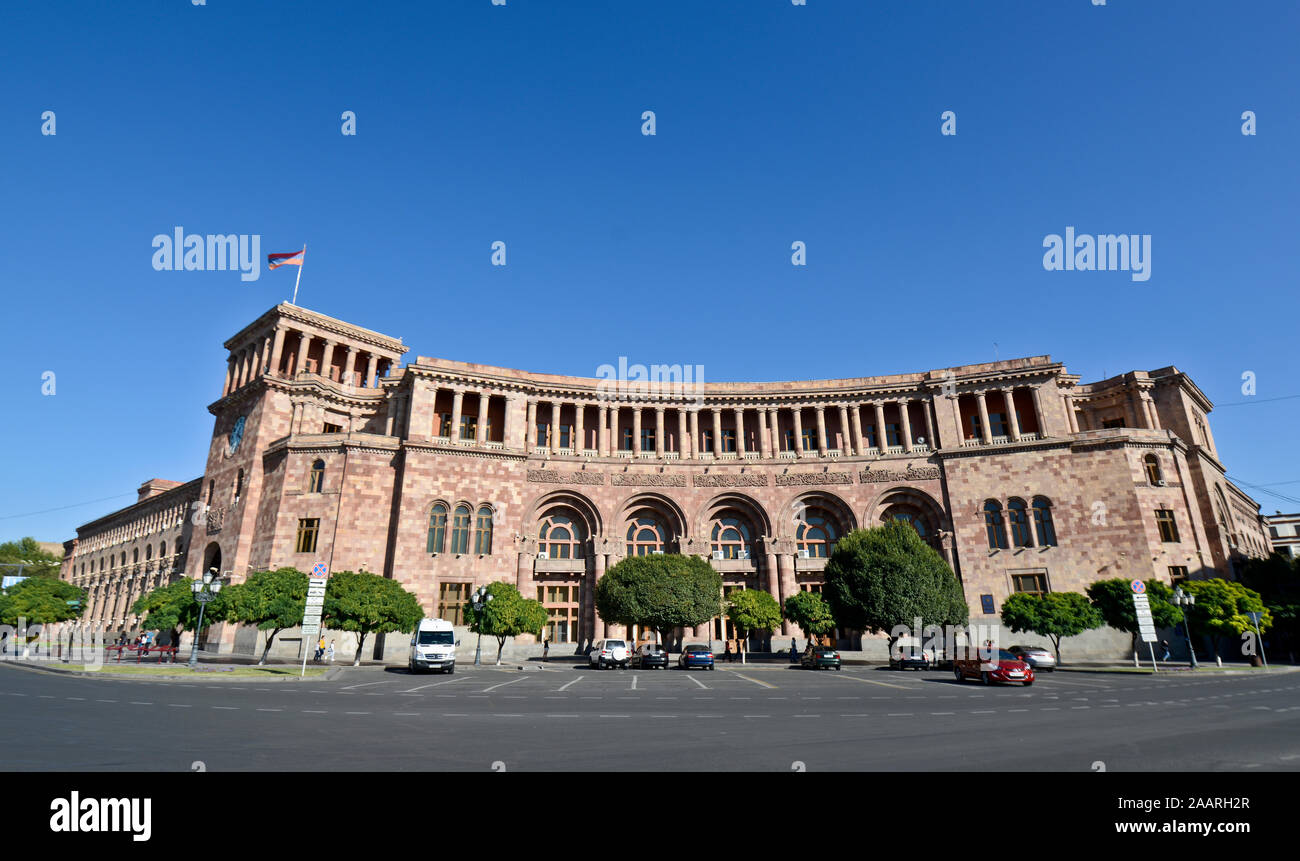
[187,568,224,668]
[470,586,494,667]
[1172,587,1197,669]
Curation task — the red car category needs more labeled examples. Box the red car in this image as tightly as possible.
[952,648,1035,686]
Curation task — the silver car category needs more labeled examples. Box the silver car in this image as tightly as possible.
[1008,645,1056,671]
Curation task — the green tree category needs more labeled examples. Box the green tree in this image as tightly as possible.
[822,521,969,654]
[783,590,836,642]
[1085,578,1182,658]
[0,576,86,627]
[132,579,230,647]
[463,581,548,665]
[725,589,783,663]
[1238,553,1300,660]
[221,567,310,664]
[594,554,723,649]
[1182,578,1272,662]
[1000,591,1102,665]
[321,571,424,666]
[0,537,63,579]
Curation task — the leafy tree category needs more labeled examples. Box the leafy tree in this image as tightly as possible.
[0,576,86,627]
[725,589,783,663]
[132,579,229,647]
[1238,553,1300,660]
[1085,578,1182,657]
[1182,578,1272,662]
[1000,591,1102,665]
[822,521,969,654]
[463,581,548,665]
[783,590,836,641]
[221,567,309,664]
[322,571,424,666]
[0,537,63,579]
[594,554,723,649]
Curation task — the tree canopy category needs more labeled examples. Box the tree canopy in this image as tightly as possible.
[594,554,723,646]
[0,537,63,579]
[221,567,310,664]
[132,579,228,644]
[463,581,548,664]
[1000,591,1102,664]
[1085,578,1182,655]
[1182,578,1271,660]
[0,576,85,626]
[822,521,968,651]
[321,570,424,666]
[725,589,782,662]
[783,590,836,641]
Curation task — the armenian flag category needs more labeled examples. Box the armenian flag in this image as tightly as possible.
[267,249,304,269]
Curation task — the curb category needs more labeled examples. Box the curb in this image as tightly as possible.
[0,661,332,683]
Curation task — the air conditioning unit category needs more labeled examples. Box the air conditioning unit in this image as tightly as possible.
[737,549,750,560]
[1155,479,1167,487]
[712,550,724,561]
[536,550,549,560]
[798,549,811,559]
[651,550,664,555]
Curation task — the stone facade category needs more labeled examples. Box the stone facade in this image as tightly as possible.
[60,304,1274,659]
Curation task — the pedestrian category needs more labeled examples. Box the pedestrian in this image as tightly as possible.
[1161,639,1171,662]
[542,638,549,662]
[326,641,335,664]
[790,639,798,663]
[314,635,325,662]
[724,641,733,663]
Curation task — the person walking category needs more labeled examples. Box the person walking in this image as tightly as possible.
[314,635,325,663]
[542,638,549,662]
[326,641,335,664]
[1160,639,1171,662]
[724,641,733,663]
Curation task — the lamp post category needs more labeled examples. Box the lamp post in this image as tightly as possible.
[187,568,224,669]
[471,586,494,667]
[1172,587,1197,669]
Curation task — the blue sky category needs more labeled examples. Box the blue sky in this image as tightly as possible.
[2,0,1298,543]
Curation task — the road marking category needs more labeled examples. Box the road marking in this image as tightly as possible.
[402,677,465,693]
[344,711,371,715]
[930,712,955,715]
[793,714,821,718]
[213,706,239,710]
[730,672,777,690]
[745,714,771,718]
[1041,707,1060,711]
[393,712,421,716]
[558,676,585,692]
[95,699,117,703]
[972,710,996,714]
[599,714,631,718]
[340,680,388,690]
[1008,708,1028,713]
[547,714,581,718]
[631,674,638,690]
[887,713,914,716]
[826,674,909,690]
[66,697,85,701]
[129,701,152,705]
[168,704,191,708]
[686,675,709,690]
[303,710,328,713]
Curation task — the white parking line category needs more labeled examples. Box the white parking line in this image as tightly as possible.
[730,672,777,690]
[686,675,709,690]
[631,674,638,690]
[340,680,389,691]
[558,676,585,692]
[480,677,526,693]
[402,677,465,693]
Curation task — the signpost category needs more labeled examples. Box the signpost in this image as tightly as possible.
[1247,611,1268,668]
[1130,579,1159,672]
[301,563,329,677]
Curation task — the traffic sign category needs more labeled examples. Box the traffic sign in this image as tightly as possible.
[1130,579,1146,594]
[311,563,329,578]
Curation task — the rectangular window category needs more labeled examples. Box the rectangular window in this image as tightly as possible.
[537,583,580,644]
[535,421,550,448]
[559,424,573,449]
[885,423,900,448]
[701,429,713,452]
[782,429,795,451]
[863,425,877,449]
[1156,509,1180,543]
[967,415,982,440]
[1011,572,1048,595]
[437,412,452,438]
[621,427,634,451]
[640,428,655,452]
[802,426,817,451]
[1102,418,1125,429]
[1168,566,1188,586]
[295,518,320,554]
[721,429,736,453]
[989,412,1008,437]
[437,582,469,626]
[323,423,342,434]
[459,415,477,440]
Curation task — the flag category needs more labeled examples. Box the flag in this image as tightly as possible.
[268,250,304,269]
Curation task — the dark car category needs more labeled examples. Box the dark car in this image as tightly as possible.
[953,648,1035,686]
[889,646,931,671]
[1007,645,1056,671]
[801,645,842,670]
[678,644,715,670]
[632,644,668,669]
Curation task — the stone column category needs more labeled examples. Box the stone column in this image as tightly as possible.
[593,553,607,640]
[364,354,378,388]
[1065,397,1079,433]
[1004,388,1021,440]
[655,407,665,457]
[757,409,770,458]
[270,327,287,378]
[224,356,236,396]
[769,407,780,454]
[610,405,621,453]
[712,408,723,456]
[341,347,357,387]
[633,406,643,455]
[900,399,914,452]
[516,552,532,590]
[477,392,491,444]
[258,336,272,377]
[815,407,828,455]
[689,410,700,458]
[574,402,585,452]
[976,391,993,444]
[449,389,465,444]
[922,399,936,450]
[778,553,797,630]
[765,549,784,634]
[734,408,746,456]
[295,333,311,378]
[1030,386,1047,437]
[678,410,689,458]
[792,408,805,456]
[873,403,887,452]
[598,404,609,455]
[836,405,850,453]
[525,399,537,449]
[320,341,336,381]
[1142,392,1161,430]
[850,404,865,455]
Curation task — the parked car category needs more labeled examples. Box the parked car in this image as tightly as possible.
[589,638,630,670]
[632,643,668,669]
[1008,645,1056,671]
[890,645,931,671]
[678,644,715,670]
[801,644,842,670]
[953,648,1035,686]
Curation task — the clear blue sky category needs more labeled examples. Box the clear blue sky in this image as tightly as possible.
[2,0,1298,544]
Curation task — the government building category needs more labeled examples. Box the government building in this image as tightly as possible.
[59,304,1274,659]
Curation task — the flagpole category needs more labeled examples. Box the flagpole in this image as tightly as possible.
[291,244,306,305]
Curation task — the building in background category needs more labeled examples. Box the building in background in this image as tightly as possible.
[1264,513,1300,560]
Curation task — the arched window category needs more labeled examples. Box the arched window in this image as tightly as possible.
[984,500,1008,550]
[234,469,245,504]
[450,505,471,554]
[426,503,447,553]
[145,544,153,561]
[626,516,666,556]
[159,541,167,559]
[710,515,753,560]
[1032,497,1057,546]
[1143,454,1162,484]
[539,510,586,559]
[796,508,839,558]
[474,506,494,555]
[308,459,325,494]
[1008,498,1033,547]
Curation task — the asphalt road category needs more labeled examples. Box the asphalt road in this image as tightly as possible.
[2,662,1298,771]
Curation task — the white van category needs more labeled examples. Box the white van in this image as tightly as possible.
[409,619,458,674]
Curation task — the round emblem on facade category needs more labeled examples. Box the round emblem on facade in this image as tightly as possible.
[227,415,246,455]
